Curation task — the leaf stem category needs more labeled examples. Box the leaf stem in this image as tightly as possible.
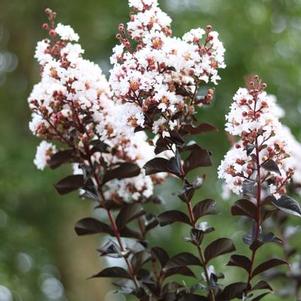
[186,198,216,301]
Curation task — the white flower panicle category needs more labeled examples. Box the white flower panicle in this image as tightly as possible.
[29,22,112,147]
[109,0,225,137]
[29,10,163,203]
[34,141,57,170]
[218,76,294,198]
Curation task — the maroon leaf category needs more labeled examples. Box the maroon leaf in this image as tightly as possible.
[102,163,140,184]
[144,157,182,177]
[252,280,273,291]
[227,254,251,273]
[116,204,145,229]
[164,266,195,279]
[151,247,170,268]
[218,282,248,300]
[252,258,287,278]
[181,123,217,135]
[75,217,113,236]
[119,227,142,240]
[158,210,191,226]
[193,199,216,220]
[165,252,200,269]
[272,195,301,217]
[231,199,257,220]
[55,175,84,195]
[178,183,195,203]
[261,159,281,175]
[91,267,130,279]
[183,145,212,174]
[48,149,75,169]
[205,238,235,263]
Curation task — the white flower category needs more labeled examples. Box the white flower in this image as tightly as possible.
[34,141,56,170]
[55,23,79,42]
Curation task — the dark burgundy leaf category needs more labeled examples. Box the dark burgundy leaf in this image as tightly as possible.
[55,175,84,195]
[176,85,191,97]
[227,254,251,273]
[205,238,235,263]
[145,218,159,233]
[75,217,113,236]
[168,130,185,146]
[218,282,248,300]
[90,140,109,153]
[252,281,273,291]
[119,227,142,240]
[144,157,182,177]
[158,210,191,226]
[252,258,287,278]
[183,145,212,174]
[178,182,195,203]
[116,204,145,229]
[48,149,75,169]
[154,136,170,154]
[165,252,200,269]
[102,163,140,184]
[272,195,301,217]
[193,199,216,220]
[91,267,130,279]
[251,293,270,301]
[164,266,195,279]
[151,247,169,268]
[231,199,257,220]
[261,159,281,175]
[181,123,217,135]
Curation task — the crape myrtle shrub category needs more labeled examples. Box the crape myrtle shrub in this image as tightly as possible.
[27,0,301,300]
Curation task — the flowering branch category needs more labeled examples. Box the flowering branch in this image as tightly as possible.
[219,75,301,300]
[27,1,301,300]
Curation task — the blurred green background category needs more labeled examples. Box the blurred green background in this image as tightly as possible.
[1,0,301,300]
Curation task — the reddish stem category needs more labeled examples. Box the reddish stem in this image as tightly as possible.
[246,136,261,292]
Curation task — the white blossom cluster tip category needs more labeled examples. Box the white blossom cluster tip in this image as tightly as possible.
[34,141,57,170]
[279,127,301,193]
[218,78,294,198]
[29,21,163,202]
[56,23,79,42]
[109,0,225,137]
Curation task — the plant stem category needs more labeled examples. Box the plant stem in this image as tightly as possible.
[84,146,140,291]
[186,199,216,301]
[246,136,261,292]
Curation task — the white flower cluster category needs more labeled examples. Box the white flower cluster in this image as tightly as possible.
[218,83,294,198]
[29,23,161,202]
[109,0,225,137]
[34,141,57,170]
[29,23,112,145]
